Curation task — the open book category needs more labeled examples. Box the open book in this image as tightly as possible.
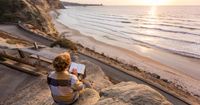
[69,62,86,75]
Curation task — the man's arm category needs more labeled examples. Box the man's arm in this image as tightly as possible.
[70,74,84,91]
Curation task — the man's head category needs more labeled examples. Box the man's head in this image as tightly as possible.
[53,52,71,72]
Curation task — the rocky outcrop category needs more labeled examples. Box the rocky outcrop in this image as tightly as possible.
[73,60,171,105]
[96,82,172,105]
[74,89,100,105]
[73,81,172,105]
[0,0,63,37]
[80,60,113,91]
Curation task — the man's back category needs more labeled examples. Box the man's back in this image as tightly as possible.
[47,71,81,104]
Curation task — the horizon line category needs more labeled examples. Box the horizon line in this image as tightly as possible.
[102,5,200,6]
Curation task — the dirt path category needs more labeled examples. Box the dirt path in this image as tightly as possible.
[0,25,52,46]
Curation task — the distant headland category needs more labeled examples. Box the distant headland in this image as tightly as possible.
[62,1,103,6]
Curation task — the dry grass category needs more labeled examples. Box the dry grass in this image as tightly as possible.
[0,56,6,61]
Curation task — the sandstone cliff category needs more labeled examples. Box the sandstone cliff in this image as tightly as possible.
[0,0,63,37]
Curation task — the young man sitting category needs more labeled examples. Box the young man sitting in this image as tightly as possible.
[47,52,85,105]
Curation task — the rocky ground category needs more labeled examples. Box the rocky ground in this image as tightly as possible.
[96,82,171,105]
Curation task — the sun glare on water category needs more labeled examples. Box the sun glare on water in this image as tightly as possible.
[141,0,168,6]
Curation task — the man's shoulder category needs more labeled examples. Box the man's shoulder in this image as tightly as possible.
[48,71,72,80]
[47,71,56,78]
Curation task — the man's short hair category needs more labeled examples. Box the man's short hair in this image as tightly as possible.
[53,52,71,72]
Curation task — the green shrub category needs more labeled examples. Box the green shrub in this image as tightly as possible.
[0,0,25,22]
[51,39,77,51]
[0,56,6,61]
[0,13,18,22]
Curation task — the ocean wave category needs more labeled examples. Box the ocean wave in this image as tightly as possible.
[124,37,200,59]
[131,18,200,27]
[130,25,200,36]
[68,13,123,28]
[76,23,119,36]
[121,21,132,23]
[81,22,119,33]
[83,13,128,20]
[121,31,200,45]
[76,23,133,40]
[74,14,123,25]
[137,41,200,59]
[103,36,118,41]
[137,22,200,30]
[139,16,200,23]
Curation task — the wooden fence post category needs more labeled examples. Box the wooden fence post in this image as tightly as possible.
[34,42,39,50]
[33,42,41,66]
[17,49,25,58]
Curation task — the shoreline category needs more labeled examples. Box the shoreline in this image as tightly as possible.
[50,11,200,101]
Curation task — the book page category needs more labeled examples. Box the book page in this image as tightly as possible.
[69,62,85,74]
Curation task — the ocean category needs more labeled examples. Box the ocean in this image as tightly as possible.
[58,6,200,59]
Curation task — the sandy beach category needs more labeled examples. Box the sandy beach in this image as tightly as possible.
[50,11,200,97]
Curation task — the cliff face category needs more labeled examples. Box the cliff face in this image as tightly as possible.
[0,0,63,37]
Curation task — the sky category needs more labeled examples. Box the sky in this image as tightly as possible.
[62,0,200,6]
